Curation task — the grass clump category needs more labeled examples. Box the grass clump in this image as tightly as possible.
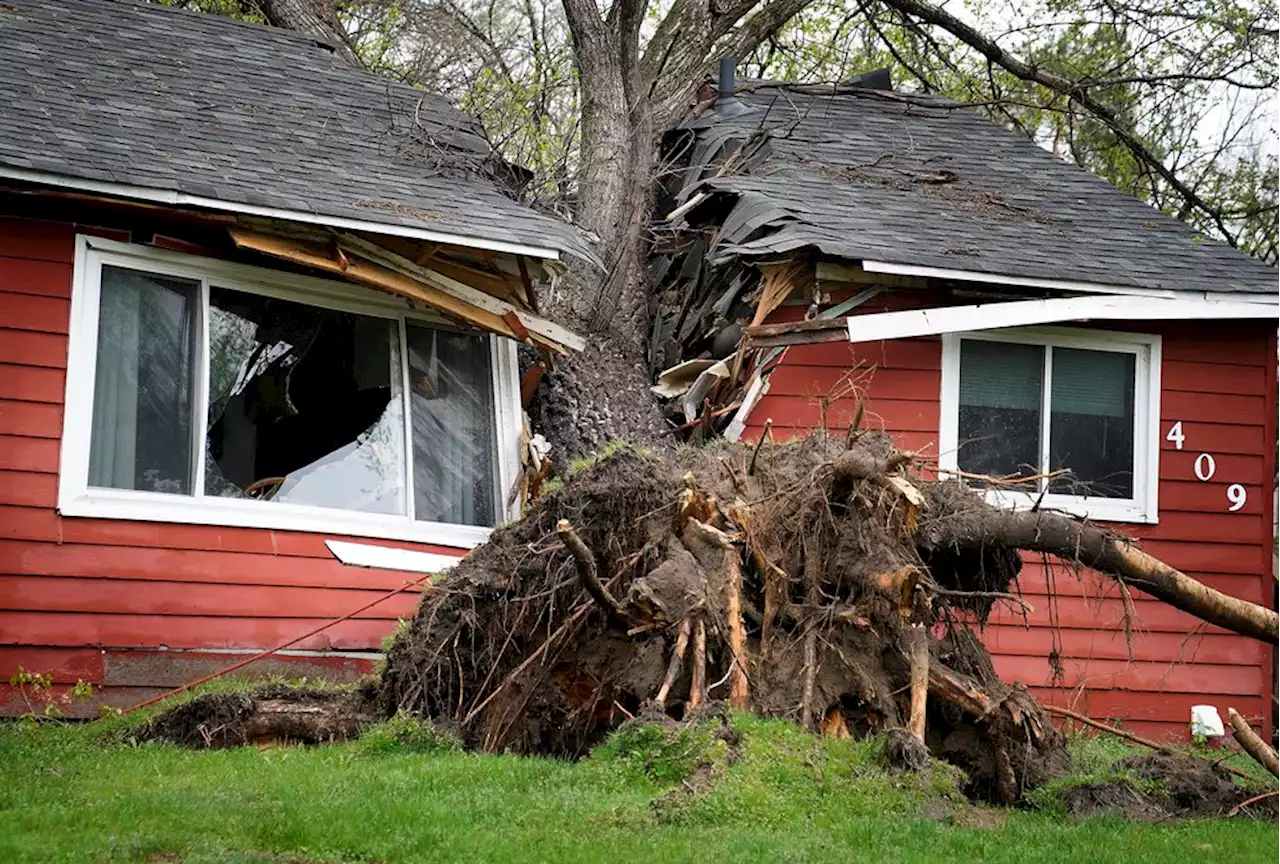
[356,712,461,755]
[589,718,726,786]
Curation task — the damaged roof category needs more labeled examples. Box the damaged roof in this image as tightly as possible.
[0,0,595,262]
[670,83,1276,297]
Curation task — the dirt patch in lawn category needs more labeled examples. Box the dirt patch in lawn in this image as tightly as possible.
[1059,751,1278,820]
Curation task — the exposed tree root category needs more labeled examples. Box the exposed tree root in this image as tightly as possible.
[136,685,370,748]
[143,435,1275,808]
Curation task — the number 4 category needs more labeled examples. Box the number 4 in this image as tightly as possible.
[1165,421,1185,450]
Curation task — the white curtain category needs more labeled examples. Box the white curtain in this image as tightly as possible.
[88,273,141,489]
[408,326,496,526]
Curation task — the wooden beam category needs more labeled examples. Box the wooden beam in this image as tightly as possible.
[338,233,586,352]
[845,295,1279,344]
[228,227,538,347]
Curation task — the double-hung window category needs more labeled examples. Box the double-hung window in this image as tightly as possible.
[939,327,1161,523]
[59,237,520,547]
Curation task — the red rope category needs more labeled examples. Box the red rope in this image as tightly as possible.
[108,571,434,719]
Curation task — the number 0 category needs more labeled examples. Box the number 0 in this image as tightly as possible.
[1227,484,1247,512]
[1165,421,1185,450]
[1194,453,1216,481]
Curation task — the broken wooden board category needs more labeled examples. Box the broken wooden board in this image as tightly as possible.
[228,228,583,354]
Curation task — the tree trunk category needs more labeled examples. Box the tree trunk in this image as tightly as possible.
[532,0,670,463]
[254,0,360,65]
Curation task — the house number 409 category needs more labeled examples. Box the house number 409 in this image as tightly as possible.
[1166,421,1247,512]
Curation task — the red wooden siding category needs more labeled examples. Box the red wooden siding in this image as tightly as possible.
[0,217,464,714]
[746,291,1276,741]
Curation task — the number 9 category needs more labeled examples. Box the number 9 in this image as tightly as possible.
[1227,484,1247,512]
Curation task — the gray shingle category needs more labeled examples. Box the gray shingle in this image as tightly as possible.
[0,0,594,263]
[675,86,1275,296]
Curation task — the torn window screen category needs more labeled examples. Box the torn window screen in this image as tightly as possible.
[407,325,497,527]
[205,287,407,515]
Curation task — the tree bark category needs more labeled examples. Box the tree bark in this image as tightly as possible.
[254,0,360,65]
[919,509,1279,644]
[1227,707,1280,776]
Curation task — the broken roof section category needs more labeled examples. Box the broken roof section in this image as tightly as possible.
[665,81,1276,298]
[0,0,596,265]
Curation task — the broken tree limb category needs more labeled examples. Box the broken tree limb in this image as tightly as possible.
[654,617,693,712]
[725,541,750,710]
[799,529,823,730]
[556,520,627,624]
[1227,707,1279,777]
[919,509,1279,644]
[689,617,708,711]
[907,624,929,743]
[682,518,750,709]
[1227,790,1280,817]
[927,661,993,718]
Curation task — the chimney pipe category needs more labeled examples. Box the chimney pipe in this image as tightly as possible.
[718,57,736,104]
[715,57,747,117]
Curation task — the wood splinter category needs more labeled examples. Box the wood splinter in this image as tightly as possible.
[907,623,929,743]
[683,518,751,710]
[556,519,626,623]
[654,617,692,712]
[688,617,708,712]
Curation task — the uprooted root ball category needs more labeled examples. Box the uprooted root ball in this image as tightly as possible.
[374,434,1070,803]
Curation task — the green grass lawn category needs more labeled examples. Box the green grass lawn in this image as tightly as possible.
[1,707,1275,864]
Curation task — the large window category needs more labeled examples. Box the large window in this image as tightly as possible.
[60,237,519,547]
[939,327,1160,523]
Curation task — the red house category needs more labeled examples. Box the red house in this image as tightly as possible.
[651,70,1279,739]
[0,0,590,713]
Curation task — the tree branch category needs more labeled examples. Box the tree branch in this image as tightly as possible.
[879,0,1244,247]
[718,0,820,62]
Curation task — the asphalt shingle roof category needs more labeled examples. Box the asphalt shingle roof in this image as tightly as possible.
[0,0,594,261]
[675,85,1276,297]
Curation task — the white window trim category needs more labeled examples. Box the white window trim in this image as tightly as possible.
[58,235,523,550]
[938,325,1161,525]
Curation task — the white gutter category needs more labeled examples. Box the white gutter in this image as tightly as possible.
[846,294,1279,344]
[860,259,1275,306]
[0,165,562,262]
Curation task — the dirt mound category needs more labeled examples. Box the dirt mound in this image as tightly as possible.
[134,684,371,748]
[372,434,1070,803]
[1060,751,1278,820]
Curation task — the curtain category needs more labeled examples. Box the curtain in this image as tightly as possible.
[88,266,197,493]
[88,271,141,488]
[407,325,496,526]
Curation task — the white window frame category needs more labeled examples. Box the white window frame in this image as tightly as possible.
[58,235,523,549]
[938,326,1161,524]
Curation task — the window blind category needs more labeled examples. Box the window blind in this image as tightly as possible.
[1050,347,1135,418]
[959,340,1043,410]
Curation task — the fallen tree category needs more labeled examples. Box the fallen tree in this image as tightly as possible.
[141,435,1278,806]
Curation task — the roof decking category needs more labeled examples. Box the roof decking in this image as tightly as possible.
[0,0,593,262]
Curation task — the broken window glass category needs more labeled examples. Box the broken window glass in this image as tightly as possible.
[204,287,407,515]
[406,324,498,526]
[88,266,198,494]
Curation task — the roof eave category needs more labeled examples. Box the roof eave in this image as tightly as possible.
[0,164,565,263]
[860,258,1278,305]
